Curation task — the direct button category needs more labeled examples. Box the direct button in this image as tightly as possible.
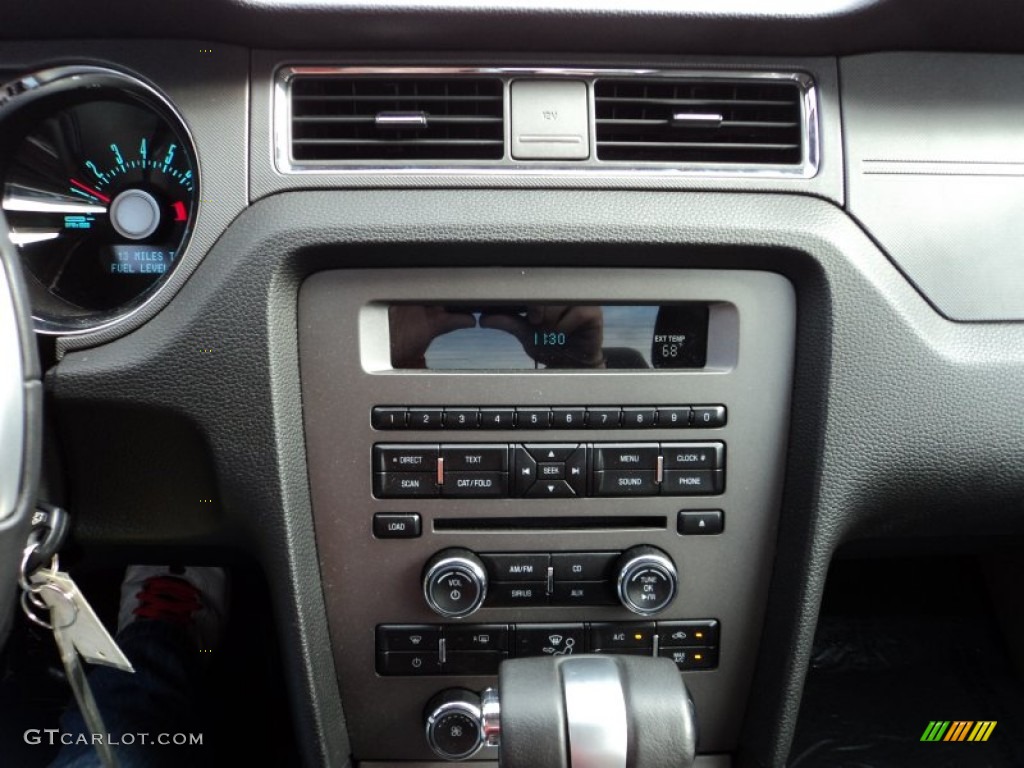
[372,513,422,539]
[594,443,659,471]
[374,444,439,472]
[442,444,509,472]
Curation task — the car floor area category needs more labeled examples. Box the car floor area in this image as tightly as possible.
[790,550,1024,767]
[0,560,299,766]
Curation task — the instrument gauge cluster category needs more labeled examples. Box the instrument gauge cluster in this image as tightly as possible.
[0,66,199,335]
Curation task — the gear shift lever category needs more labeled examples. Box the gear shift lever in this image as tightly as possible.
[424,655,697,767]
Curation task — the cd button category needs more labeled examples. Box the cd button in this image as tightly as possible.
[551,552,618,581]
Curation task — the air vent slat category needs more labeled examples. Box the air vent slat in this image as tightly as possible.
[594,78,804,166]
[290,75,504,163]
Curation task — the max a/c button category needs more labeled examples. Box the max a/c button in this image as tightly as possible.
[373,513,422,539]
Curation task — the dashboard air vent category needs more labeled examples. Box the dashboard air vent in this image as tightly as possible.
[290,76,504,163]
[594,78,803,165]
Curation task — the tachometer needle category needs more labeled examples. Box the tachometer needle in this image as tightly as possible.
[69,178,111,204]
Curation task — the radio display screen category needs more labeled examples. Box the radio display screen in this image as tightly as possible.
[388,303,709,370]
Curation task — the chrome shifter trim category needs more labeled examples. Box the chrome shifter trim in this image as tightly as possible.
[560,656,628,768]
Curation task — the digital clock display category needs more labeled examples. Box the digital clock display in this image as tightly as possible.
[388,303,709,370]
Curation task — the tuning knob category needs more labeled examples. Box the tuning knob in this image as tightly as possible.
[422,548,488,619]
[425,689,484,760]
[615,545,678,616]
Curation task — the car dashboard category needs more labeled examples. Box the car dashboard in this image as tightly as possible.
[1,2,1023,766]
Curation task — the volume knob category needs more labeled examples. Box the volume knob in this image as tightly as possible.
[615,546,678,616]
[423,548,488,619]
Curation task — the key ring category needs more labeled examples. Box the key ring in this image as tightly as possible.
[20,581,78,631]
[20,543,61,611]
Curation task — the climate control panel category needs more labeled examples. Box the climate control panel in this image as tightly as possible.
[377,619,721,676]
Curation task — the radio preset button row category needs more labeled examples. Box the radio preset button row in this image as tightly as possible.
[372,405,727,430]
[375,619,720,676]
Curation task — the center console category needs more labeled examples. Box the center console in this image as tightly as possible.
[298,267,795,763]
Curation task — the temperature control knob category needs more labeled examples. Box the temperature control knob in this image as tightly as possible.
[425,689,484,760]
[423,548,488,619]
[615,546,678,616]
